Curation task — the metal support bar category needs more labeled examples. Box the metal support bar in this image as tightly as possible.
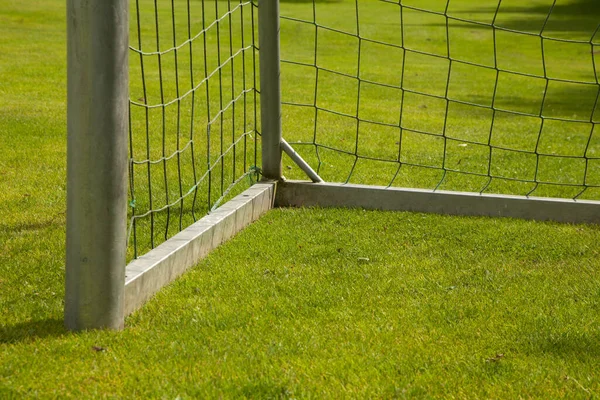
[123,182,276,316]
[281,139,323,183]
[276,181,600,224]
[258,0,282,180]
[65,0,129,331]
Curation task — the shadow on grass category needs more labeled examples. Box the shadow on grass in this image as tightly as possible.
[460,84,600,122]
[453,0,600,38]
[0,211,65,235]
[0,220,63,235]
[0,318,66,344]
[499,0,599,37]
[532,331,600,359]
[280,0,342,2]
[0,386,19,398]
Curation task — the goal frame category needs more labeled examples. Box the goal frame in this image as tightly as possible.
[66,0,600,331]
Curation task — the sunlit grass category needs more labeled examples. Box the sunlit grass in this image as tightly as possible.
[1,0,600,398]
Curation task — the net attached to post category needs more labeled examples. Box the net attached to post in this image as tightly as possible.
[128,0,260,259]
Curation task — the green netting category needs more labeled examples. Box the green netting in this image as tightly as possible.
[279,0,600,200]
[128,0,259,259]
[127,0,600,258]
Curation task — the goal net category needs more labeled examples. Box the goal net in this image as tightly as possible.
[128,0,260,258]
[279,0,600,201]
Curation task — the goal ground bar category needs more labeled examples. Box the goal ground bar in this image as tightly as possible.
[124,181,276,316]
[276,181,600,225]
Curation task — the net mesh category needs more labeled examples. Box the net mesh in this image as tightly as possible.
[127,0,600,258]
[128,0,259,259]
[279,0,600,200]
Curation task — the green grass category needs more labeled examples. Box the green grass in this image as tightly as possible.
[3,208,600,398]
[2,0,600,398]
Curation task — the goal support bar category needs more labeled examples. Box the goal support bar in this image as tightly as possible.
[281,139,323,183]
[276,181,600,224]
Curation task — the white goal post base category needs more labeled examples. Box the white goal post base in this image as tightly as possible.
[275,181,600,225]
[124,181,276,316]
[122,179,599,318]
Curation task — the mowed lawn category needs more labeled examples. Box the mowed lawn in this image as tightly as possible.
[1,0,600,398]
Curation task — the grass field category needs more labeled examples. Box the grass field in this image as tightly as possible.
[1,0,600,398]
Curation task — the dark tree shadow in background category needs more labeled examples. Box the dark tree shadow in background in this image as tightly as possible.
[280,0,341,3]
[279,0,343,3]
[455,0,600,39]
[442,0,600,124]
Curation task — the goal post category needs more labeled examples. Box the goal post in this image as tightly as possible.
[258,0,283,180]
[65,0,129,330]
[65,0,282,331]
